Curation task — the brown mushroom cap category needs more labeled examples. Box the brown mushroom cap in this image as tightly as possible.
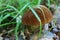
[22,5,53,26]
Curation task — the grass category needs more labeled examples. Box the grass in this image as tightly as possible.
[0,0,59,40]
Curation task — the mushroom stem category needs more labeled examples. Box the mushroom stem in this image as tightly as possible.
[44,23,49,31]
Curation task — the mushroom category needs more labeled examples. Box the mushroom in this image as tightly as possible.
[22,5,53,26]
[22,5,53,40]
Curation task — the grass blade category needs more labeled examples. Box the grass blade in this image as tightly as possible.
[0,22,16,27]
[28,5,43,36]
[28,5,40,22]
[15,17,22,40]
[10,3,30,22]
[38,0,42,5]
[47,0,50,8]
[0,14,10,23]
